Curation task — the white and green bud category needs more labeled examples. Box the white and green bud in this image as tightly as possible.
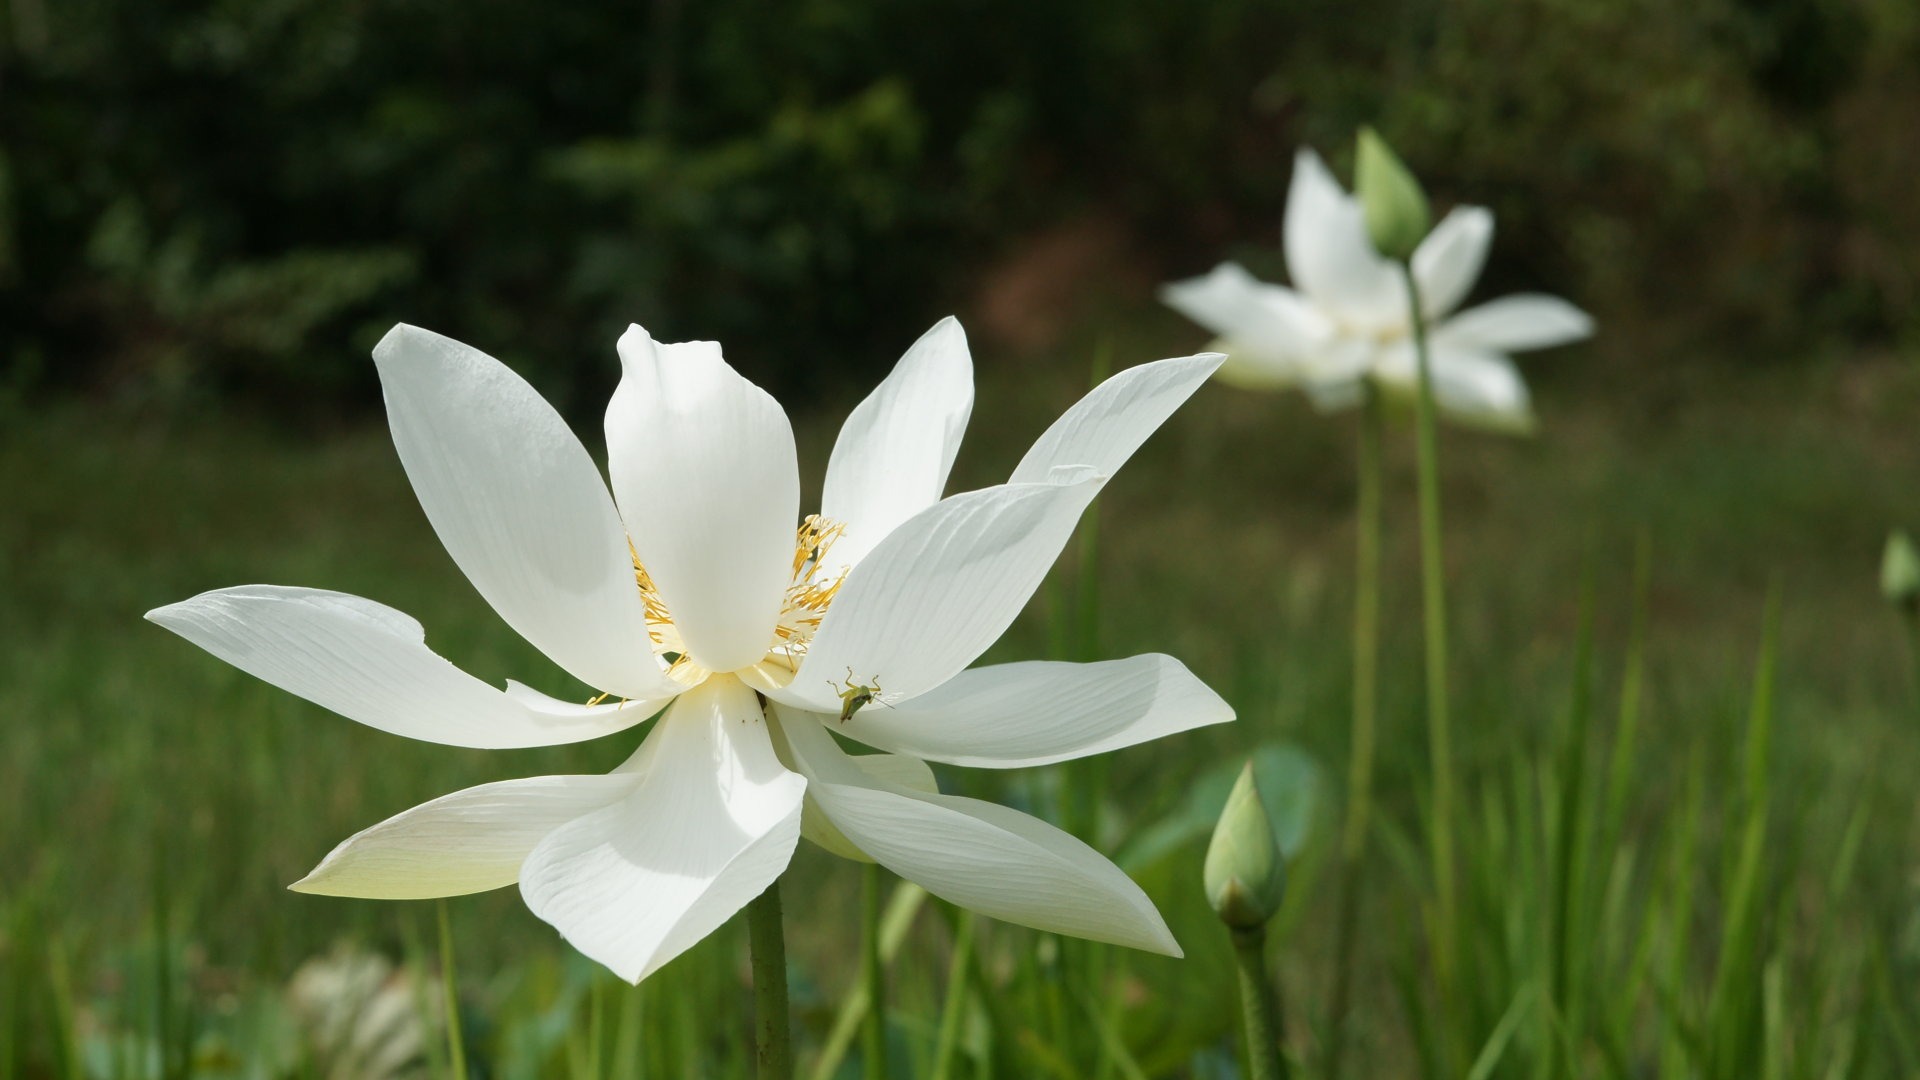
[1355,127,1431,262]
[1204,762,1289,930]
[1882,529,1920,616]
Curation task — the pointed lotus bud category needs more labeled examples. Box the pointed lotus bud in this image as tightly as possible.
[1204,762,1288,930]
[1883,529,1920,617]
[1355,127,1431,262]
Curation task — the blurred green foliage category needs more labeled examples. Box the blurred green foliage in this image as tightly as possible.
[2,0,1916,415]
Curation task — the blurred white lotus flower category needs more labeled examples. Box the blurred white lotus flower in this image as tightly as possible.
[149,318,1231,981]
[1161,148,1594,433]
[287,946,438,1080]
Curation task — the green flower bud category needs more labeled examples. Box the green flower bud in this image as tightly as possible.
[1204,761,1289,930]
[1882,529,1920,616]
[1355,127,1432,262]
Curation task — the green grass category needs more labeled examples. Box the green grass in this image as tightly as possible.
[3,338,1918,1077]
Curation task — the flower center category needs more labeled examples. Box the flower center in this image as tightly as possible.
[621,515,851,686]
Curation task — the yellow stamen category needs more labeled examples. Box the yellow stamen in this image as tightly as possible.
[615,515,851,687]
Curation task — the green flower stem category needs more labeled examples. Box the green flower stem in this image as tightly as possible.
[1324,385,1384,1080]
[1231,926,1289,1080]
[1904,619,1920,716]
[1401,263,1460,1023]
[860,863,888,1078]
[748,881,793,1080]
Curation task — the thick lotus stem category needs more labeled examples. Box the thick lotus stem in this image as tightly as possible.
[1232,925,1289,1080]
[748,881,792,1079]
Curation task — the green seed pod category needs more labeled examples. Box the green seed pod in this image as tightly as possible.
[1355,127,1432,263]
[1204,761,1289,930]
[1882,529,1920,616]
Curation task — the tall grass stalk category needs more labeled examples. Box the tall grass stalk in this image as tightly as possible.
[1400,262,1459,1049]
[861,863,889,1078]
[929,912,977,1080]
[1324,386,1384,1080]
[810,883,928,1080]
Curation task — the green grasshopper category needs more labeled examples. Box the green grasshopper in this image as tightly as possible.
[828,668,887,723]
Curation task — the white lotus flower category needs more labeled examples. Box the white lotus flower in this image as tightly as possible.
[1161,148,1594,433]
[148,319,1232,982]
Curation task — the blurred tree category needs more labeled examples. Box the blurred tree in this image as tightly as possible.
[1,0,1914,420]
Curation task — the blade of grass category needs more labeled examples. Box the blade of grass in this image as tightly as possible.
[1465,984,1538,1080]
[810,882,927,1080]
[929,912,977,1080]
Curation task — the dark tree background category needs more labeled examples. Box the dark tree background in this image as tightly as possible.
[2,0,1914,419]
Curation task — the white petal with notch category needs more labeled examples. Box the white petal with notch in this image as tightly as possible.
[605,326,800,673]
[146,586,675,748]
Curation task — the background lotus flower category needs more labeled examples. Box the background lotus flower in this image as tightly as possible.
[1161,148,1595,433]
[148,318,1231,983]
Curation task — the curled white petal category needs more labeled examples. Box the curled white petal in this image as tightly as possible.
[146,586,674,748]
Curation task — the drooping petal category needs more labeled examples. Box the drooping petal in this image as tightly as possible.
[1410,206,1493,320]
[820,317,974,570]
[777,712,1179,955]
[605,327,800,673]
[146,586,676,748]
[518,676,806,984]
[293,774,642,899]
[772,477,1104,714]
[1008,354,1224,484]
[1159,262,1334,353]
[1376,345,1536,434]
[1283,148,1404,330]
[800,752,937,863]
[838,654,1233,768]
[1434,294,1594,354]
[372,325,675,701]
